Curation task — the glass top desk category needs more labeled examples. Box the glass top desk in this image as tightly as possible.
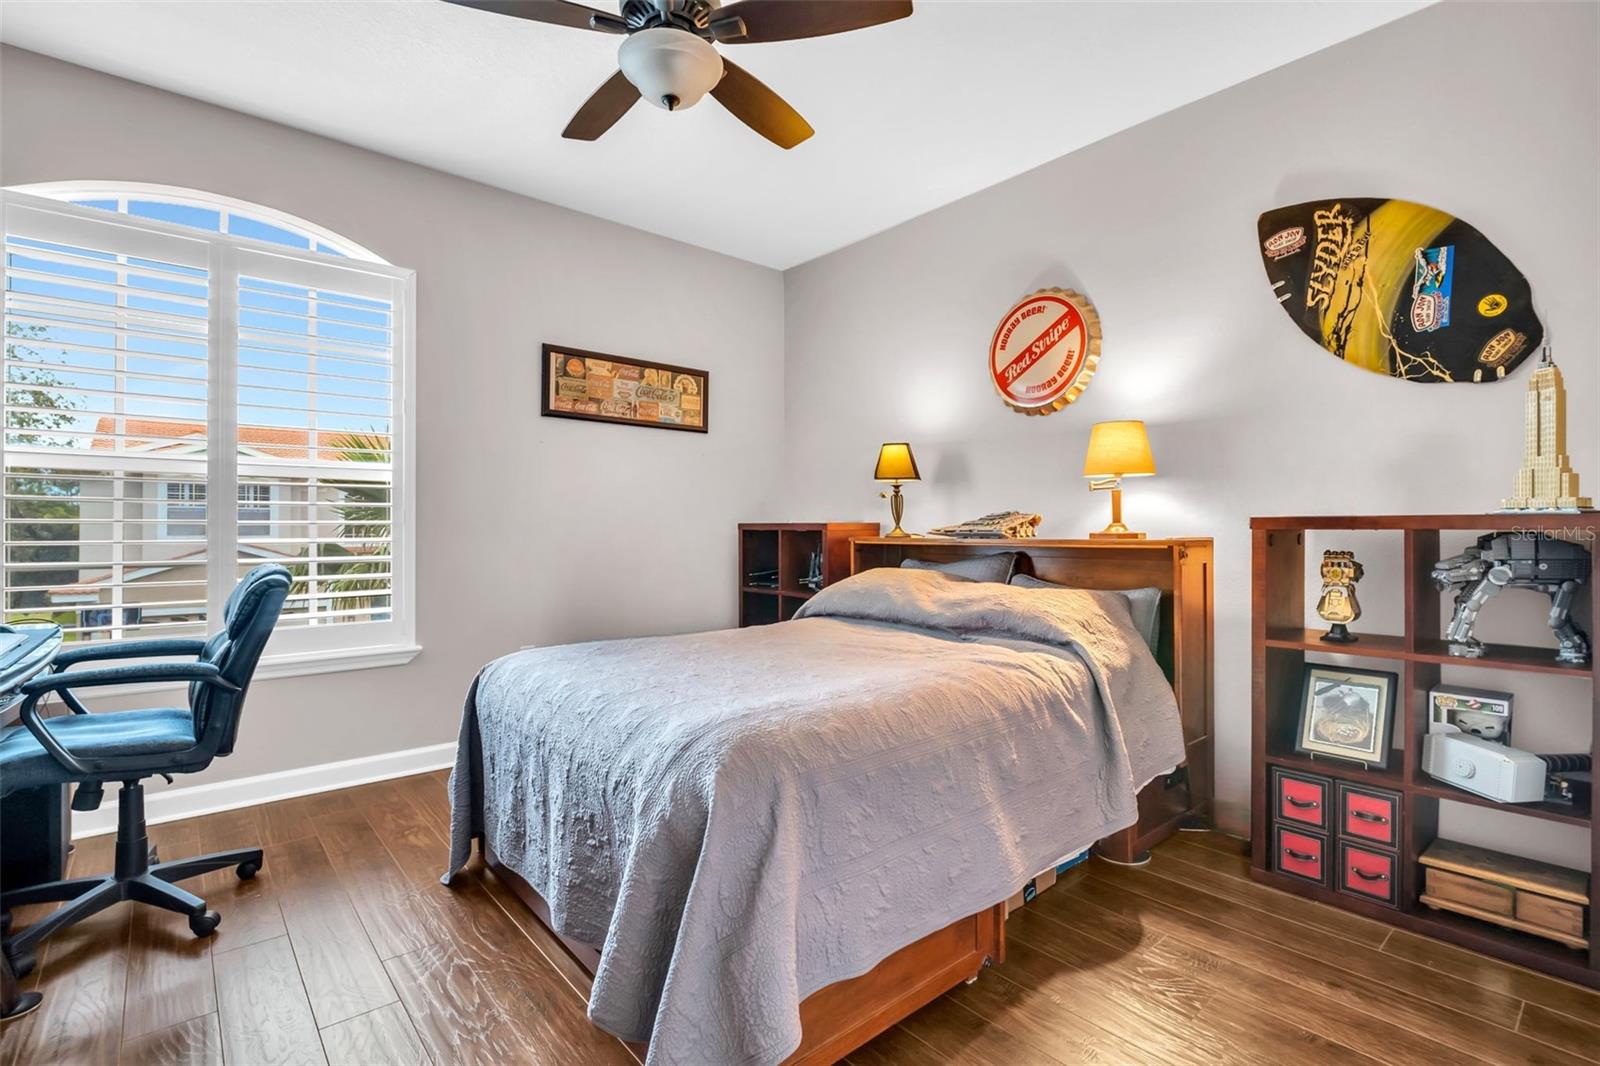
[0,624,64,721]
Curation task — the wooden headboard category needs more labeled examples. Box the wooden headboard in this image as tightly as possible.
[852,536,1215,858]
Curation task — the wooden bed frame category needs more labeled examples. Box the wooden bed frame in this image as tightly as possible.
[485,536,1214,1065]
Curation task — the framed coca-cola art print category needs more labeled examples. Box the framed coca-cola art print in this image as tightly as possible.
[988,288,1102,416]
[541,343,709,433]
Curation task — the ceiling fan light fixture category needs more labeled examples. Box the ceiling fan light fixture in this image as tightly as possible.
[618,27,724,111]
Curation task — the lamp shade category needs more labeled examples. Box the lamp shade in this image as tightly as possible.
[1083,420,1156,478]
[874,442,921,482]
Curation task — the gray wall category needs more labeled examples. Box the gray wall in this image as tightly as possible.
[780,0,1598,845]
[1,45,787,787]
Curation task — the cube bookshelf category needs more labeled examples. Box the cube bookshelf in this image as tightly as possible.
[738,523,879,627]
[1251,514,1597,989]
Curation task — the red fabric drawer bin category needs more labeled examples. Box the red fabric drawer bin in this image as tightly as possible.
[1338,842,1398,907]
[1339,783,1400,849]
[1273,826,1326,885]
[1273,768,1329,831]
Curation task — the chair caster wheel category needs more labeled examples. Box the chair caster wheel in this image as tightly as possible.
[0,989,42,1021]
[236,862,259,881]
[1,909,11,935]
[188,910,221,938]
[6,951,35,980]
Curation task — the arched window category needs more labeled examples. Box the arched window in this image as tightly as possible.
[9,181,386,263]
[2,183,416,676]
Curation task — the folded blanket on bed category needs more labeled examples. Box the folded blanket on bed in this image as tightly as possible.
[445,567,1186,1066]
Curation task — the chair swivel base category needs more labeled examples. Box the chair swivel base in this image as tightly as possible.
[0,781,261,980]
[0,847,262,978]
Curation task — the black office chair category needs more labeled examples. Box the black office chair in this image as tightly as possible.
[0,565,291,978]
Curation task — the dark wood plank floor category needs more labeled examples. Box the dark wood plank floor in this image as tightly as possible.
[3,773,1597,1065]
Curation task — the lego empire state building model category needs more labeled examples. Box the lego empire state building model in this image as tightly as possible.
[1503,346,1592,511]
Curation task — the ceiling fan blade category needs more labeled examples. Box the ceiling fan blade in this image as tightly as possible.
[562,70,642,140]
[442,0,626,34]
[709,59,814,149]
[711,1,912,43]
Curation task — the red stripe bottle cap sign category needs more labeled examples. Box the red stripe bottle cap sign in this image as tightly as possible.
[988,288,1102,415]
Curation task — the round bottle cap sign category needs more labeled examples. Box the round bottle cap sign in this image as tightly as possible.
[989,288,1102,415]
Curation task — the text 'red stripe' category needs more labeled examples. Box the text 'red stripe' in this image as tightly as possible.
[1000,308,1076,384]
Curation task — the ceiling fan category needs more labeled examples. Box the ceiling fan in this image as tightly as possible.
[443,0,913,149]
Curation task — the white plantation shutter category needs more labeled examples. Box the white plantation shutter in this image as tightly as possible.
[2,191,413,661]
[234,248,400,640]
[3,203,213,640]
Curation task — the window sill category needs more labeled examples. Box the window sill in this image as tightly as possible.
[44,643,422,703]
[256,642,423,681]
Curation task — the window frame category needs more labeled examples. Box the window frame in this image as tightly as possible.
[237,482,274,539]
[1,187,418,681]
[155,481,277,540]
[158,480,210,540]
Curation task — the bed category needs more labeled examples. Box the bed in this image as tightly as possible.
[444,537,1213,1066]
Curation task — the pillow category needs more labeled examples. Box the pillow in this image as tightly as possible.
[900,552,1018,584]
[1009,573,1162,651]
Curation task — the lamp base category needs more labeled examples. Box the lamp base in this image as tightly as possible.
[880,482,916,539]
[1089,486,1145,539]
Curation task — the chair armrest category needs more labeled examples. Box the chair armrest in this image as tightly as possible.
[50,638,208,670]
[16,664,238,777]
[16,698,94,777]
[22,662,239,696]
[50,640,208,716]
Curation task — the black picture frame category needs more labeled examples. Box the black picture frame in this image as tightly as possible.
[540,343,709,434]
[1295,664,1398,769]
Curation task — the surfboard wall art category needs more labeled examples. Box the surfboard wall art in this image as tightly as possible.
[1257,198,1542,383]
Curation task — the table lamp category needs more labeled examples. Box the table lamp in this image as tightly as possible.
[874,442,921,538]
[1083,420,1155,539]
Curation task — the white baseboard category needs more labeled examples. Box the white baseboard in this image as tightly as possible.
[71,742,456,840]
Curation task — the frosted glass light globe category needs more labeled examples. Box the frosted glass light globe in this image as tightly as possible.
[618,27,725,111]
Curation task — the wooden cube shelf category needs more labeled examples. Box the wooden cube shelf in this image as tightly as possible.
[738,523,879,627]
[1251,514,1597,989]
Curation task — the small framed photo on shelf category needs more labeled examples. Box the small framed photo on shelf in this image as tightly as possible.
[1296,665,1398,768]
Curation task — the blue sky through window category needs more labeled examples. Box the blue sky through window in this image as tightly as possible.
[237,274,392,438]
[5,239,210,438]
[129,200,220,232]
[70,195,358,258]
[8,239,389,448]
[230,214,310,250]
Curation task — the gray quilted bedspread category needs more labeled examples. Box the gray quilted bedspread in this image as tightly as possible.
[445,568,1186,1066]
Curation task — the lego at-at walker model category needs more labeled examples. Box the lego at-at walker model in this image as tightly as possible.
[1432,533,1591,665]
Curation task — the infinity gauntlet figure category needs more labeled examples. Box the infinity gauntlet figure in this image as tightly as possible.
[1317,550,1364,643]
[1432,532,1591,664]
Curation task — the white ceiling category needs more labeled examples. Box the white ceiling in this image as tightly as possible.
[0,0,1427,269]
